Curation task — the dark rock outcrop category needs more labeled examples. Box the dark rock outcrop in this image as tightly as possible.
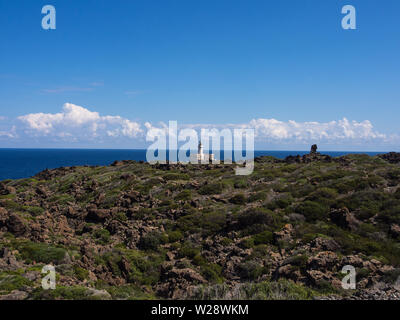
[379,152,400,164]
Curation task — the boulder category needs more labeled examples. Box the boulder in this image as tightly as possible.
[310,144,318,154]
[86,288,112,300]
[0,290,29,300]
[273,224,294,243]
[6,214,28,236]
[390,224,400,239]
[330,208,360,231]
[0,183,16,195]
[86,208,111,222]
[310,237,340,252]
[308,251,339,270]
[378,152,400,164]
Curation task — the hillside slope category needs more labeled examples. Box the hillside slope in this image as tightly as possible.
[1,152,400,300]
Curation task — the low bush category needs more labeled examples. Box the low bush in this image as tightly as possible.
[0,274,33,294]
[253,231,273,245]
[229,194,247,205]
[295,201,327,222]
[248,192,267,203]
[93,228,111,245]
[138,231,165,251]
[237,208,279,229]
[167,230,184,243]
[17,241,67,264]
[198,182,226,195]
[237,261,266,280]
[174,190,192,201]
[201,264,223,283]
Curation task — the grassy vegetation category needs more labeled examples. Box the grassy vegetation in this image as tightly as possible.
[2,153,400,299]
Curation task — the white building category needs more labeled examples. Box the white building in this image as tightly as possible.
[191,141,215,162]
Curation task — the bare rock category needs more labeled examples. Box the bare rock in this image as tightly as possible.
[87,288,112,300]
[390,224,400,239]
[0,290,28,300]
[86,208,111,222]
[330,207,360,231]
[6,213,28,236]
[273,224,294,243]
[308,251,339,270]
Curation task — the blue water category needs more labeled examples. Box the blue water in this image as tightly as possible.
[0,149,383,181]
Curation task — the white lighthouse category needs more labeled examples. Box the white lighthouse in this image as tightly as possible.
[198,141,204,158]
[192,141,214,162]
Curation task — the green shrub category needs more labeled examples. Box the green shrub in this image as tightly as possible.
[237,261,266,280]
[253,231,273,245]
[31,286,97,300]
[93,228,111,245]
[187,279,316,300]
[177,211,227,235]
[285,255,308,270]
[132,208,154,220]
[167,230,184,243]
[295,201,327,222]
[0,274,32,294]
[382,268,400,284]
[174,190,192,201]
[192,254,207,266]
[334,190,386,214]
[240,238,255,249]
[248,192,267,203]
[237,208,278,228]
[267,195,293,210]
[201,264,223,283]
[22,206,45,216]
[178,243,200,259]
[220,237,233,246]
[17,241,67,264]
[98,284,155,300]
[233,179,248,189]
[306,188,338,206]
[73,265,89,281]
[113,212,127,222]
[229,194,247,205]
[163,173,190,181]
[313,280,338,294]
[138,231,164,251]
[120,249,165,285]
[198,182,226,195]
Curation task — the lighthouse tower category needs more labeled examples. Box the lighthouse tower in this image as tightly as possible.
[198,141,204,160]
[192,140,214,162]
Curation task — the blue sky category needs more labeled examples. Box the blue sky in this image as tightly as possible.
[0,0,399,150]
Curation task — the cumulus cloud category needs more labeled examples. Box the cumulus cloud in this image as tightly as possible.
[3,102,397,148]
[18,103,142,140]
[0,125,17,138]
[246,118,387,143]
[146,118,389,145]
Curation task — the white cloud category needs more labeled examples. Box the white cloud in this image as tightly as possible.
[18,103,142,139]
[246,117,387,143]
[5,103,397,147]
[0,125,17,138]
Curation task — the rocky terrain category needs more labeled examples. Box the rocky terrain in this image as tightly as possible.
[1,150,400,300]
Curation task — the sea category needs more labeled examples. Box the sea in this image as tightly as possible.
[0,149,384,181]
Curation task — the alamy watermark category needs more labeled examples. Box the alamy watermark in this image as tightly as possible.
[41,265,56,290]
[41,5,56,30]
[146,121,255,175]
[40,5,356,31]
[341,265,356,290]
[342,5,356,30]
